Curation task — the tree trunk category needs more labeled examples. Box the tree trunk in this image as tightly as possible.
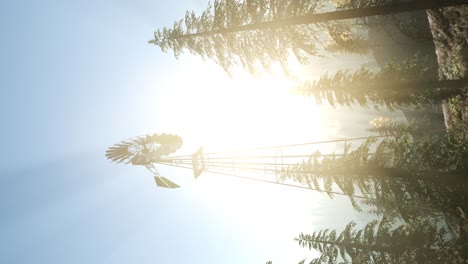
[426,5,468,129]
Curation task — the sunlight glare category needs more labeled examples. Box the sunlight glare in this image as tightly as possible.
[157,64,334,152]
[146,61,342,262]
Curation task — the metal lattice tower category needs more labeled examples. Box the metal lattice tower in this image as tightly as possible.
[106,133,391,198]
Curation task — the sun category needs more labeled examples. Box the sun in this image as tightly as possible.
[141,61,341,262]
[148,60,340,195]
[153,62,333,154]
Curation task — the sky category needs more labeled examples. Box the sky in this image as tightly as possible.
[0,1,405,263]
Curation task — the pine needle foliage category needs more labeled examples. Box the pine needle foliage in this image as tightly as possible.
[324,23,372,55]
[367,119,429,136]
[296,218,467,263]
[280,129,468,217]
[299,54,467,109]
[150,0,466,75]
[334,0,437,41]
[150,0,325,75]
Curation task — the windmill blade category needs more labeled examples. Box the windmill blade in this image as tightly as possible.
[106,144,134,163]
[154,176,180,189]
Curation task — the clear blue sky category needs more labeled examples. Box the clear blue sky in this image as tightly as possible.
[0,1,404,263]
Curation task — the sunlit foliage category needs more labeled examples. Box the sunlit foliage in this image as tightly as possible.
[150,0,326,75]
[150,0,464,75]
[280,127,468,219]
[297,218,468,263]
[298,54,466,109]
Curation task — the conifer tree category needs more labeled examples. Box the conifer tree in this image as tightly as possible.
[280,127,468,217]
[296,218,468,263]
[297,54,468,109]
[150,0,466,74]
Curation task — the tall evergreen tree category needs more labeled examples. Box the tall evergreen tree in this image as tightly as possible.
[151,0,324,74]
[280,127,468,217]
[296,218,468,263]
[150,0,466,74]
[297,54,468,109]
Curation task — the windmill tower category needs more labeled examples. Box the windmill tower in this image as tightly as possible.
[106,133,386,198]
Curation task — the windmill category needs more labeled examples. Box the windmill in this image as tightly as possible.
[106,133,184,188]
[106,131,468,241]
[106,132,387,198]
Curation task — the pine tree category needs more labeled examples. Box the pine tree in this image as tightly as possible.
[280,128,468,217]
[296,218,467,263]
[297,54,468,110]
[150,0,466,74]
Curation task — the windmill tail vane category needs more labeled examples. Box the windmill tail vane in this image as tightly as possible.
[106,133,392,195]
